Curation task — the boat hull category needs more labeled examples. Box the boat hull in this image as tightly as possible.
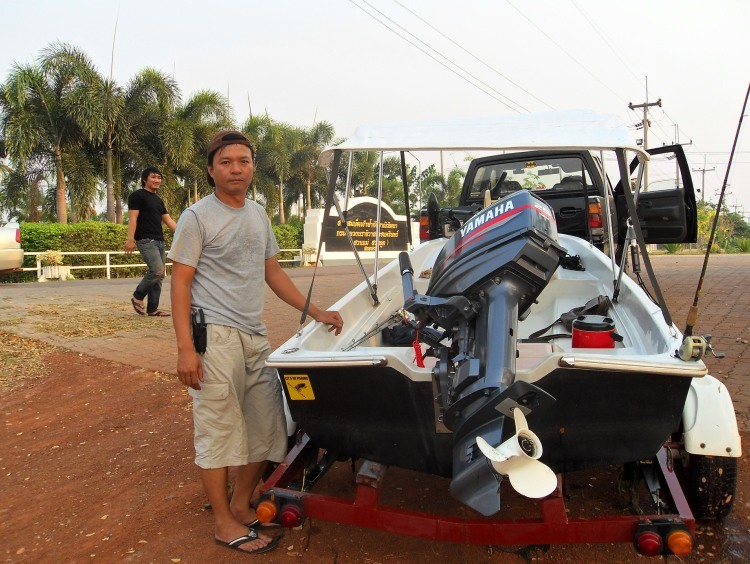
[278,363,692,477]
[279,364,454,476]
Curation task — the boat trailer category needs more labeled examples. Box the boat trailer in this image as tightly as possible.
[257,433,695,557]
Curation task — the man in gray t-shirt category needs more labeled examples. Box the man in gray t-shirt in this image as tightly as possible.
[169,130,343,556]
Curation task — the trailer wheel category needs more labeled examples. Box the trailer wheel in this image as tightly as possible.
[685,454,737,520]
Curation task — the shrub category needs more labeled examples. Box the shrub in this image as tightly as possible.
[734,238,750,253]
[272,222,304,265]
[15,222,170,282]
[663,243,682,254]
[9,220,305,282]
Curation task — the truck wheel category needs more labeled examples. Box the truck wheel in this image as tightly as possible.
[685,454,737,520]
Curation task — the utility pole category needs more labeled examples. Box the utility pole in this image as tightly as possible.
[692,155,715,204]
[628,98,662,190]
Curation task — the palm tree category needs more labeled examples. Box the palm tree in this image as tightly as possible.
[417,164,465,207]
[255,121,301,223]
[94,77,125,222]
[162,90,232,210]
[350,151,379,197]
[118,68,180,219]
[242,112,272,204]
[0,164,40,221]
[294,121,334,214]
[0,42,104,223]
[64,144,102,221]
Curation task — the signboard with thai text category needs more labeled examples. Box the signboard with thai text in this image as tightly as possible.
[322,200,409,252]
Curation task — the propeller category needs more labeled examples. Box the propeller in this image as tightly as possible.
[476,408,557,498]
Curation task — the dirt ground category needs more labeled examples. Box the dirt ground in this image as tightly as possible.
[2,257,749,562]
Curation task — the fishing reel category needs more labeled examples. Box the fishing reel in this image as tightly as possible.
[677,334,724,361]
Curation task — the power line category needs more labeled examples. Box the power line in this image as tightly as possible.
[569,0,644,89]
[347,0,528,113]
[564,2,703,156]
[391,0,555,111]
[505,0,628,105]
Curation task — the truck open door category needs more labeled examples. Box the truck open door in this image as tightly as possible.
[615,144,698,244]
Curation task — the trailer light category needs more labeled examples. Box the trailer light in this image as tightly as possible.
[666,529,693,556]
[255,500,278,523]
[279,504,303,528]
[635,530,663,556]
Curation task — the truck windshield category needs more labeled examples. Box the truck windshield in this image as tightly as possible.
[468,156,593,201]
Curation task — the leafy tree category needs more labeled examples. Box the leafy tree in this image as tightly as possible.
[64,145,102,221]
[0,42,104,223]
[255,121,301,223]
[1,43,346,226]
[417,164,465,208]
[696,202,745,251]
[241,112,271,204]
[118,68,180,217]
[162,90,232,212]
[361,155,415,216]
[345,151,379,197]
[87,74,125,222]
[0,166,50,221]
[296,121,334,213]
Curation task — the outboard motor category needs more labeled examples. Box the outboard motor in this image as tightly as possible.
[400,190,566,515]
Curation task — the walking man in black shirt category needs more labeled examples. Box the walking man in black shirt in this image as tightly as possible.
[126,166,177,317]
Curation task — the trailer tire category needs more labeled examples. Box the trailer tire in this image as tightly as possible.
[686,454,737,521]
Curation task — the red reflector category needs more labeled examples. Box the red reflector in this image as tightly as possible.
[635,530,663,556]
[15,228,21,245]
[279,504,303,528]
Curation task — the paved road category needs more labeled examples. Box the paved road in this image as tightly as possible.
[1,254,748,429]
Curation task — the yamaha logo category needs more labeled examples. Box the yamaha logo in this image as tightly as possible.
[460,199,516,238]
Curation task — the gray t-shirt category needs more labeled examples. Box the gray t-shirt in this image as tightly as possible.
[168,193,280,335]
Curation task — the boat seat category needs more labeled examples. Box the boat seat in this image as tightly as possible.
[516,342,554,371]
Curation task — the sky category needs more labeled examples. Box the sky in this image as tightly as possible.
[2,0,749,219]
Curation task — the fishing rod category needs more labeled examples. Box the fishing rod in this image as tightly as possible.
[680,83,749,359]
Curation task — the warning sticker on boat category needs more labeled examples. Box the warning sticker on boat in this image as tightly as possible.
[284,375,315,400]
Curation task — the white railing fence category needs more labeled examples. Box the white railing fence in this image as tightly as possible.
[22,249,303,281]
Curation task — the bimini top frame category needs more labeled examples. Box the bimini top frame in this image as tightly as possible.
[309,110,665,322]
[318,109,649,166]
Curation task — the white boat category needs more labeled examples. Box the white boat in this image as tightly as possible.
[263,110,741,553]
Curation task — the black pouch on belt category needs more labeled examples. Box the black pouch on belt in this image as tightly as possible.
[191,308,207,354]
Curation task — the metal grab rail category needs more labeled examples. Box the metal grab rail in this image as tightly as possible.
[22,248,304,280]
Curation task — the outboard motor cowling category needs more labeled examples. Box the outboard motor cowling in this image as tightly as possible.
[402,191,566,515]
[428,190,563,306]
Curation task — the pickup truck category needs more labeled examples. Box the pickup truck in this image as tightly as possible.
[0,222,24,274]
[420,145,698,257]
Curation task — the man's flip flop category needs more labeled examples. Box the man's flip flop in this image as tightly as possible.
[246,518,282,529]
[147,310,171,317]
[215,530,279,555]
[131,297,146,316]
